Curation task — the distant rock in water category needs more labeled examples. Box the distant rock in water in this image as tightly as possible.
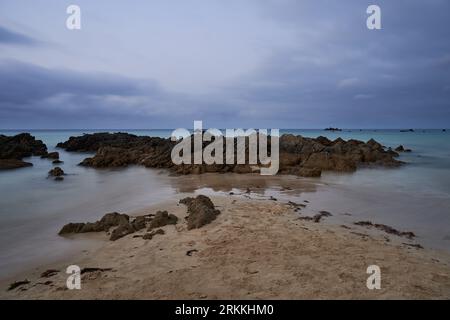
[0,133,48,170]
[324,127,342,132]
[56,132,403,177]
[0,159,33,170]
[400,129,415,132]
[41,152,59,160]
[48,166,67,181]
[395,145,412,153]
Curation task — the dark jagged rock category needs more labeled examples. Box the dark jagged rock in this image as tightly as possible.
[58,212,129,235]
[0,133,48,170]
[48,167,64,177]
[131,216,147,231]
[148,211,178,230]
[41,152,59,160]
[0,159,32,170]
[324,127,342,132]
[7,280,30,291]
[58,222,85,234]
[56,132,403,177]
[142,228,165,240]
[52,159,63,164]
[354,221,416,239]
[180,195,221,230]
[395,145,412,153]
[110,223,135,241]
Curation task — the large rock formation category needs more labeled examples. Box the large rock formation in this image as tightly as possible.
[0,133,48,170]
[56,132,403,177]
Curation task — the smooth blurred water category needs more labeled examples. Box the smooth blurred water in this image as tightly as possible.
[0,129,449,279]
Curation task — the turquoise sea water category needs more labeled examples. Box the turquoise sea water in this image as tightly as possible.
[0,129,449,279]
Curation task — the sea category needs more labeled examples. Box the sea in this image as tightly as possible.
[0,129,449,279]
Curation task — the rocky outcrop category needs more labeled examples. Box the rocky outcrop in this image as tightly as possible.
[58,211,172,241]
[148,211,178,230]
[0,133,48,170]
[59,212,130,236]
[56,132,403,177]
[180,195,221,230]
[0,159,32,170]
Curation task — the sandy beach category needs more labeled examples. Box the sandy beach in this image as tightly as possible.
[2,191,450,300]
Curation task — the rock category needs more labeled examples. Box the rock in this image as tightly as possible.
[58,212,129,235]
[52,159,63,164]
[41,269,59,278]
[298,210,332,223]
[54,176,64,181]
[0,159,33,170]
[142,228,165,240]
[131,216,147,231]
[58,223,86,235]
[8,280,30,291]
[180,195,221,230]
[41,152,59,160]
[0,133,47,170]
[98,212,130,230]
[324,127,342,131]
[395,145,412,153]
[48,167,64,177]
[56,132,403,176]
[148,211,178,230]
[354,221,416,239]
[110,223,135,241]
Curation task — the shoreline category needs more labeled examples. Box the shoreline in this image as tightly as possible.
[2,193,450,299]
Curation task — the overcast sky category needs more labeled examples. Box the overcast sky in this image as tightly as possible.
[0,0,449,129]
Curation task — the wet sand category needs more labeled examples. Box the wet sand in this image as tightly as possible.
[2,193,450,299]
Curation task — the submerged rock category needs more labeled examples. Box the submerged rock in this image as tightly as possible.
[180,195,221,230]
[48,167,64,177]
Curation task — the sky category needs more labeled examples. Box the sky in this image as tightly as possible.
[0,0,449,129]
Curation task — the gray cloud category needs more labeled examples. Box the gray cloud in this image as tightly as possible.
[0,26,37,46]
[0,0,449,129]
